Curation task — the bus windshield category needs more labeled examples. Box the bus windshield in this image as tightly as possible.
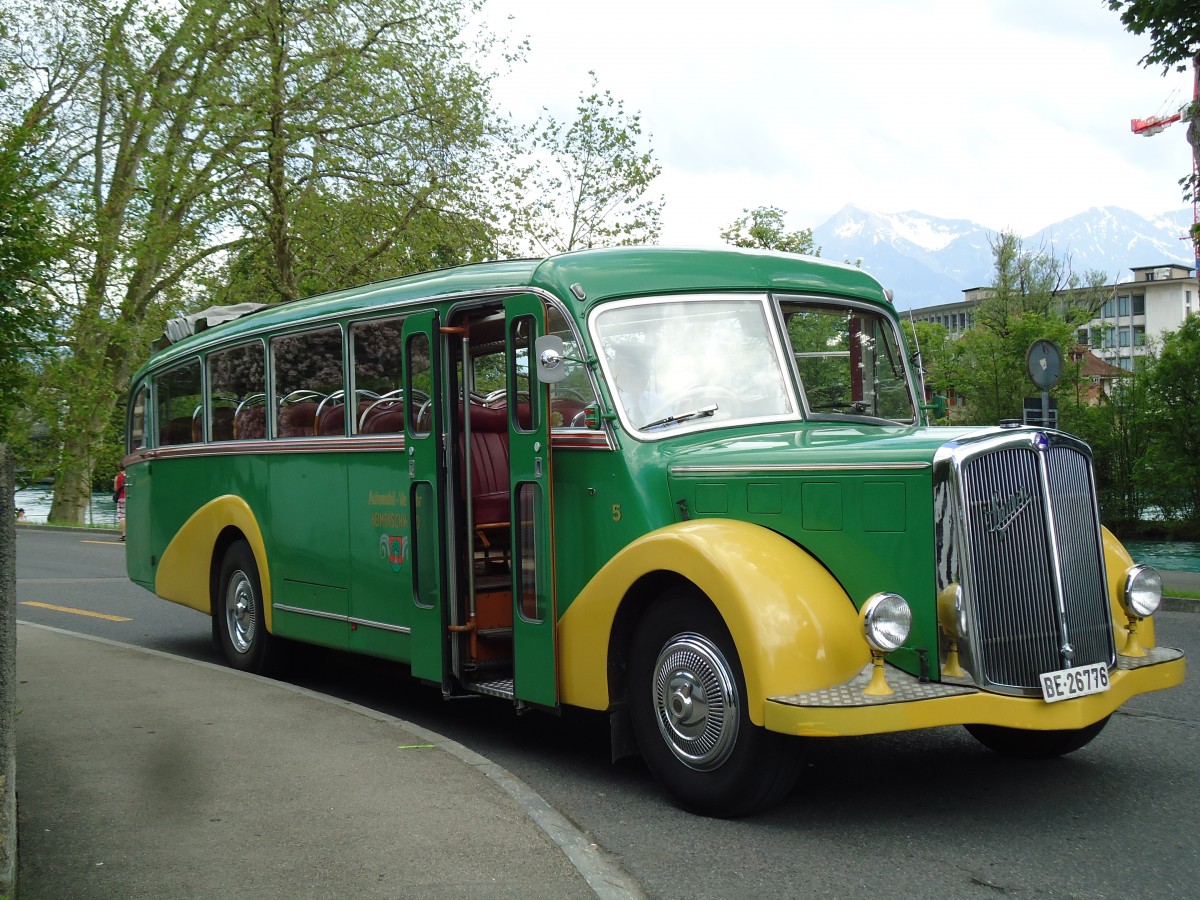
[592,295,797,434]
[780,300,917,424]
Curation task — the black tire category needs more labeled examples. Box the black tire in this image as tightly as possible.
[965,715,1111,759]
[628,590,800,817]
[216,539,282,675]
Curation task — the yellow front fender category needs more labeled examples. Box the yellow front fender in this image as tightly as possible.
[557,519,870,725]
[155,495,272,628]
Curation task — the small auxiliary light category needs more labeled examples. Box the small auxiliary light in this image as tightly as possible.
[936,583,967,678]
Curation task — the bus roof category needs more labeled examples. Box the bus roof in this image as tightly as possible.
[139,246,892,373]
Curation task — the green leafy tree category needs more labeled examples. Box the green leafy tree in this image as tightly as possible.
[505,72,664,255]
[941,233,1105,427]
[1081,357,1158,526]
[1140,316,1200,526]
[0,128,53,438]
[207,0,507,303]
[721,206,820,256]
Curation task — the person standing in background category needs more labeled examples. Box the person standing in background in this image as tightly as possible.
[113,466,126,541]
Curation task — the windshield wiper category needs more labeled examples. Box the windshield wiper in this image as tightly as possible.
[643,404,718,430]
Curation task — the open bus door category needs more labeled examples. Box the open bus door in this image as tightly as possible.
[403,311,449,691]
[505,295,558,709]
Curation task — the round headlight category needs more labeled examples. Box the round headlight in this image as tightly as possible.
[861,592,912,653]
[1122,565,1162,619]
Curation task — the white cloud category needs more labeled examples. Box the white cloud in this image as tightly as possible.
[484,0,1194,243]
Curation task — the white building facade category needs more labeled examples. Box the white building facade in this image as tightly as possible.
[909,263,1197,371]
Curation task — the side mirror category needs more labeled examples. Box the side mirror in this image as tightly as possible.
[534,334,588,384]
[534,335,568,384]
[920,395,948,423]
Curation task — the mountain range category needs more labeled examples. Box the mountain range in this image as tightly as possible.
[810,205,1196,310]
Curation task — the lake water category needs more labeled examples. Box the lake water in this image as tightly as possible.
[13,486,119,528]
[1121,541,1200,574]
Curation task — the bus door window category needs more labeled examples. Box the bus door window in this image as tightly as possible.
[271,326,344,438]
[208,340,265,441]
[545,304,597,428]
[154,359,202,446]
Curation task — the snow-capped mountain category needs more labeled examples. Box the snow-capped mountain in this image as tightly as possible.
[812,205,1195,310]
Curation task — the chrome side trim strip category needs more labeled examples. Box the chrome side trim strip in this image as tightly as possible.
[349,617,412,635]
[273,603,346,622]
[273,604,413,635]
[669,462,930,475]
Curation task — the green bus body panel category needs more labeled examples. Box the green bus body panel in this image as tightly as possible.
[506,294,557,707]
[347,455,415,662]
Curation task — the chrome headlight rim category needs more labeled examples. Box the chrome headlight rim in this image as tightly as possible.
[861,592,912,653]
[1122,564,1162,619]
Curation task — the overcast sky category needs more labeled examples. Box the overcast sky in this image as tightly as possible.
[483,0,1194,246]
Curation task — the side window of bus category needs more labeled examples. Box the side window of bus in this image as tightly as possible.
[154,360,202,446]
[351,316,407,435]
[546,304,595,428]
[509,315,536,433]
[271,326,344,438]
[128,383,148,452]
[209,340,265,441]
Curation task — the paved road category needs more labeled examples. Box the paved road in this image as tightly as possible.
[14,528,1200,899]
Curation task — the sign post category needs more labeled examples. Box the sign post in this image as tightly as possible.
[1026,339,1062,429]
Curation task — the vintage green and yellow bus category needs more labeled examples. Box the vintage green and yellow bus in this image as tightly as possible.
[125,246,1185,816]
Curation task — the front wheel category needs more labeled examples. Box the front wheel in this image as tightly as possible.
[628,591,800,817]
[217,539,282,675]
[964,715,1110,759]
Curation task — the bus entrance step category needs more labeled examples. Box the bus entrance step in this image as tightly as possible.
[468,677,515,699]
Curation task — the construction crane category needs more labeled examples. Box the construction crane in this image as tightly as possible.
[1132,74,1199,271]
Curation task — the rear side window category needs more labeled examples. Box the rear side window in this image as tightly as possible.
[154,360,202,446]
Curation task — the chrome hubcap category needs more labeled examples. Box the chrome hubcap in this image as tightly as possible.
[226,570,256,654]
[652,633,739,771]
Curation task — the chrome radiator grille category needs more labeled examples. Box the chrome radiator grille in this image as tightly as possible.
[935,431,1116,695]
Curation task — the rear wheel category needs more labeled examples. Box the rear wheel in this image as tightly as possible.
[965,715,1110,759]
[628,591,800,817]
[217,539,282,675]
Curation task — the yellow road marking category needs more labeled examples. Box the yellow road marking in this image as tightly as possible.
[20,601,132,622]
[81,540,123,546]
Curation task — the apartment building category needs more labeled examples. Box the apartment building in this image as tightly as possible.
[909,263,1198,371]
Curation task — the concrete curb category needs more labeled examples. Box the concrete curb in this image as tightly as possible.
[15,522,118,535]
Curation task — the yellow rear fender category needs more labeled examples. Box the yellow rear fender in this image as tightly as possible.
[557,519,870,726]
[1102,526,1158,650]
[155,495,272,629]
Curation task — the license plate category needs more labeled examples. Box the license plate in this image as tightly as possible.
[1039,662,1110,703]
